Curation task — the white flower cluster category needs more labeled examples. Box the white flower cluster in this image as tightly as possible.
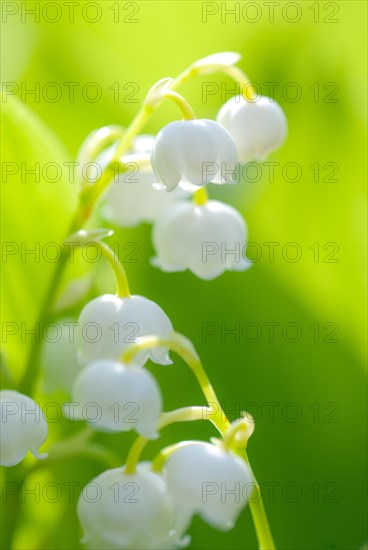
[0,290,174,466]
[1,53,281,550]
[53,290,173,440]
[91,54,287,281]
[78,443,252,549]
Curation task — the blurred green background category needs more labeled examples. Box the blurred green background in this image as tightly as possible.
[1,1,367,549]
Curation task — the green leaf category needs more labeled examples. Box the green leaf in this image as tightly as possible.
[1,95,78,382]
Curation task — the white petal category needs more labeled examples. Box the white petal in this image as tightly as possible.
[152,200,249,280]
[78,467,178,549]
[190,201,247,279]
[151,122,185,191]
[217,95,287,163]
[152,202,200,272]
[103,169,187,227]
[69,360,162,437]
[77,294,173,366]
[182,120,215,187]
[207,120,238,184]
[117,295,174,366]
[150,119,238,191]
[0,390,48,467]
[166,442,252,530]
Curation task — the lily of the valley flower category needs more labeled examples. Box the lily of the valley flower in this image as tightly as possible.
[217,95,287,162]
[68,359,162,438]
[0,390,48,467]
[77,294,173,366]
[77,465,191,549]
[152,200,251,280]
[150,119,238,191]
[165,442,252,531]
[101,135,187,227]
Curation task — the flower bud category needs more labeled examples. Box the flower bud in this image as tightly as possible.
[68,359,162,438]
[0,390,48,467]
[217,95,287,162]
[152,200,251,280]
[77,294,173,366]
[165,442,252,530]
[77,465,190,549]
[150,119,238,191]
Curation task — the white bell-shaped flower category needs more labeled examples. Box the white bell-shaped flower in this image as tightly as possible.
[77,294,173,366]
[217,95,287,163]
[150,119,238,191]
[152,200,251,280]
[103,170,187,227]
[40,317,83,394]
[100,135,187,227]
[77,465,191,549]
[68,359,161,438]
[165,442,252,531]
[0,390,48,467]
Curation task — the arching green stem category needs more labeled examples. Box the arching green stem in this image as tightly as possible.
[121,332,276,550]
[122,333,229,434]
[124,406,215,474]
[161,90,196,120]
[96,241,131,298]
[114,103,154,161]
[171,62,257,101]
[64,233,131,298]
